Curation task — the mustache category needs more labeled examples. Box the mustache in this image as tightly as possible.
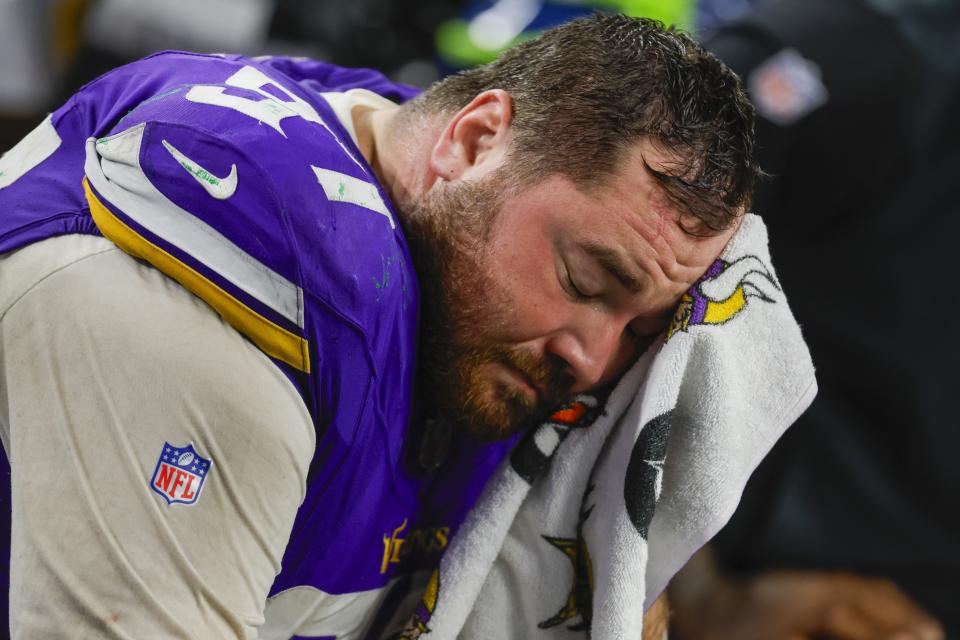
[500,347,574,406]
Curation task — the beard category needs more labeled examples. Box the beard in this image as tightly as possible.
[402,171,574,441]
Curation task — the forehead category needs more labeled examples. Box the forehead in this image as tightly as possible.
[521,140,737,297]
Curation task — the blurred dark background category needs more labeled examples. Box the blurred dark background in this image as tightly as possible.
[4,0,959,148]
[0,0,760,151]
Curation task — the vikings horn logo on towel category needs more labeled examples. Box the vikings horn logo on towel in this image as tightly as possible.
[150,442,213,506]
[667,255,780,340]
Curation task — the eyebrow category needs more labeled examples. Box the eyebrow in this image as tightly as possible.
[581,243,645,294]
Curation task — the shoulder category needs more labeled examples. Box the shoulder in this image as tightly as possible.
[82,54,416,373]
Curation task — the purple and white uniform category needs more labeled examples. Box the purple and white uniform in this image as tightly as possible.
[0,52,514,639]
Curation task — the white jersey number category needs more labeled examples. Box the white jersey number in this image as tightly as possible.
[184,65,394,227]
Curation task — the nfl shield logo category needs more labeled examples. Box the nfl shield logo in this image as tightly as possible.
[150,442,213,506]
[748,48,828,126]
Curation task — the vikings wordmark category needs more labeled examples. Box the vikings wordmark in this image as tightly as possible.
[381,518,450,575]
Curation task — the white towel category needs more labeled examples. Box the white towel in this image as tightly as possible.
[395,213,817,639]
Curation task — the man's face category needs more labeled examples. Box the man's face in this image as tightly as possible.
[406,139,737,441]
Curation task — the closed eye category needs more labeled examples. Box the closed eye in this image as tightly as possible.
[562,262,593,301]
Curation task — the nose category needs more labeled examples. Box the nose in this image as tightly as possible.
[544,315,630,392]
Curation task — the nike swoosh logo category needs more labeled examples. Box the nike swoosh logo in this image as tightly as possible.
[161,139,237,200]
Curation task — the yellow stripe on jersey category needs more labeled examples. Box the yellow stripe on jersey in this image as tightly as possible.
[83,178,311,373]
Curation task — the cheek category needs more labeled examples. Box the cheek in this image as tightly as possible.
[468,257,562,347]
[479,232,561,341]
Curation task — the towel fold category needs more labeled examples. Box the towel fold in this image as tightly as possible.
[396,213,817,639]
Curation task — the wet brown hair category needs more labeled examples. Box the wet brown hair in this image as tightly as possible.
[408,13,760,233]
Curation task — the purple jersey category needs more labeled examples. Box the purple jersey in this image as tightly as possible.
[0,52,515,636]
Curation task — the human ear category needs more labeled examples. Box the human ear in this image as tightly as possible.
[428,89,513,182]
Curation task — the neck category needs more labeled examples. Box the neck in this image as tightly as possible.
[353,104,442,222]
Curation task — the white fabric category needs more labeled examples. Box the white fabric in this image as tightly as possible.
[261,581,401,640]
[0,115,62,189]
[0,234,314,639]
[311,165,394,227]
[87,125,305,328]
[319,89,398,149]
[399,214,817,638]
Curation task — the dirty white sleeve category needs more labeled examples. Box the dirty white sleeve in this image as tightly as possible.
[0,234,315,639]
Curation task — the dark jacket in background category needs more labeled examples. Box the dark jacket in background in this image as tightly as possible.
[705,0,960,633]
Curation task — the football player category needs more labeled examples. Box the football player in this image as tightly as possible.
[0,14,758,638]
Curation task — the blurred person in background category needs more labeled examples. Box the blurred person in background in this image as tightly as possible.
[669,0,960,638]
